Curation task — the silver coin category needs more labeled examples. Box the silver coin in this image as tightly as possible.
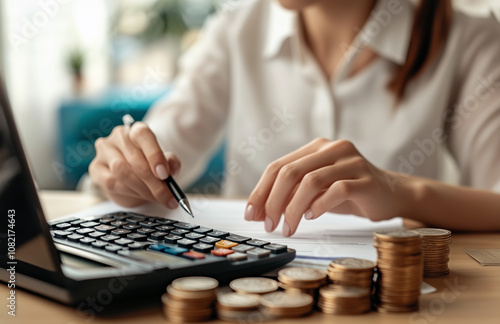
[171,276,219,292]
[229,277,279,294]
[415,228,451,236]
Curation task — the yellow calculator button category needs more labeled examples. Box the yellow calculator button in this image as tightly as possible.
[215,240,238,249]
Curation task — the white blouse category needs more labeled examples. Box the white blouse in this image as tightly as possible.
[144,0,500,197]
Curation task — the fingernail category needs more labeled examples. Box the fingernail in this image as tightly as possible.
[155,164,169,180]
[168,197,178,209]
[245,204,255,221]
[304,209,314,220]
[265,217,274,232]
[282,222,291,237]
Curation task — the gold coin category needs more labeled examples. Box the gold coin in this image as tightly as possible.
[171,276,219,292]
[229,277,279,294]
[330,258,376,270]
[259,291,313,309]
[278,267,327,282]
[217,292,260,310]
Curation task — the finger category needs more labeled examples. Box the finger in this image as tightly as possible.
[128,122,170,180]
[99,145,157,202]
[246,138,331,223]
[308,179,367,220]
[282,160,359,236]
[89,160,146,199]
[164,152,181,177]
[264,149,341,233]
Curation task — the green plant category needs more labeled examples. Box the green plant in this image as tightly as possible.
[68,49,84,76]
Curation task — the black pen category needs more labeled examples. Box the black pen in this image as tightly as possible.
[122,114,194,218]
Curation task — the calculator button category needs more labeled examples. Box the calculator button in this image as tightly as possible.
[127,242,147,250]
[247,248,271,259]
[200,236,221,244]
[156,219,177,225]
[174,222,199,230]
[164,234,183,244]
[227,252,247,262]
[105,245,122,253]
[70,219,86,226]
[101,235,120,242]
[193,243,213,253]
[149,244,169,251]
[91,241,108,249]
[127,233,147,241]
[150,231,168,241]
[81,221,100,228]
[111,229,131,237]
[109,212,130,220]
[94,225,115,233]
[225,235,251,243]
[123,224,141,231]
[193,227,212,234]
[208,230,229,238]
[88,231,106,238]
[79,237,96,245]
[110,221,128,228]
[211,248,234,257]
[137,228,156,235]
[182,251,206,260]
[247,239,270,247]
[264,243,287,254]
[231,244,255,253]
[76,228,95,235]
[67,234,84,241]
[99,218,114,224]
[126,217,145,225]
[177,238,197,248]
[55,223,72,230]
[139,221,158,229]
[215,240,238,249]
[185,232,205,240]
[53,230,71,238]
[114,238,134,246]
[171,229,189,236]
[163,246,189,256]
[65,227,79,232]
[156,225,174,232]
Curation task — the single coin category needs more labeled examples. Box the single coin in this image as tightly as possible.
[330,258,376,270]
[229,277,279,294]
[278,267,326,282]
[319,285,371,298]
[259,291,313,308]
[415,228,451,236]
[374,229,421,240]
[217,292,260,309]
[172,276,219,292]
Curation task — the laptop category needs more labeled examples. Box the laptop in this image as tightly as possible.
[0,77,295,306]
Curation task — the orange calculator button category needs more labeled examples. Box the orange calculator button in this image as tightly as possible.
[215,240,238,249]
[211,248,234,257]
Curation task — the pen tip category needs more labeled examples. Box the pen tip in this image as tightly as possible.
[179,199,194,218]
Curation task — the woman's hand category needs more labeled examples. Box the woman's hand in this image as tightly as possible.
[245,138,417,237]
[89,122,181,209]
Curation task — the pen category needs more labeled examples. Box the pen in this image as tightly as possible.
[122,114,194,218]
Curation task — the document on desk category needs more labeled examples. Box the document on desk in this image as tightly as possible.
[62,197,402,267]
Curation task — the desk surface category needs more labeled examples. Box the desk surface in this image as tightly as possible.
[2,190,500,324]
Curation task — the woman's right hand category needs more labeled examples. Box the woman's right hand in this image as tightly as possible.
[89,122,181,209]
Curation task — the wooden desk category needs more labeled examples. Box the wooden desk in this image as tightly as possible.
[2,190,500,324]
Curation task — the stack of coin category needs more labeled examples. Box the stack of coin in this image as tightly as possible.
[162,276,218,323]
[277,267,327,297]
[317,285,372,315]
[415,228,452,277]
[260,291,314,318]
[327,258,376,290]
[373,229,423,313]
[229,277,279,295]
[216,292,262,322]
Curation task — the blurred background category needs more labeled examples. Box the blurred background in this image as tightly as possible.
[0,0,498,191]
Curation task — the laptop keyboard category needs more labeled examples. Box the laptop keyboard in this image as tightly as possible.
[49,211,289,263]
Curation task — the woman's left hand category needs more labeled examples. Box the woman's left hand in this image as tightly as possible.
[245,138,418,237]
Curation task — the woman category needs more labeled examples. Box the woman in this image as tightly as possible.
[89,0,500,236]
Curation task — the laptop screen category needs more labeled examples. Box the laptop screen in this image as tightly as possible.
[0,78,63,277]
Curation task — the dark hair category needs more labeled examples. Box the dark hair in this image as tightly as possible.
[388,0,453,100]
